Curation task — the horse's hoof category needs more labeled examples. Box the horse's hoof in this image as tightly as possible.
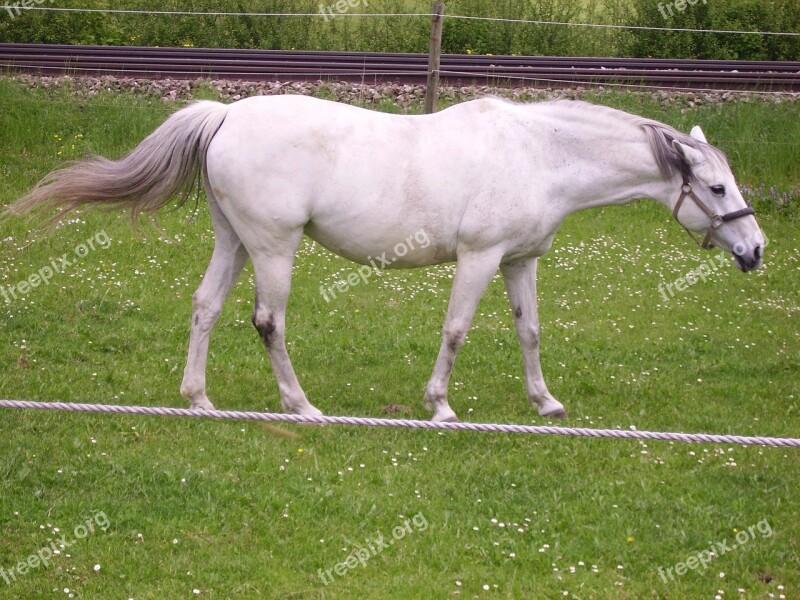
[432,410,459,423]
[190,399,215,410]
[292,406,323,418]
[541,408,568,420]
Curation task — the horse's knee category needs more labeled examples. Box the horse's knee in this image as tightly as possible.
[443,327,468,353]
[518,325,540,349]
[252,304,278,348]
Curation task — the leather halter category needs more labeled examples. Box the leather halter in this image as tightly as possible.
[672,180,756,250]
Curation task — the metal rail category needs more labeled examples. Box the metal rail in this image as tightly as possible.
[1,44,799,90]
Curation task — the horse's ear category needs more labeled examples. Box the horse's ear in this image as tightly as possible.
[690,126,708,143]
[672,140,705,167]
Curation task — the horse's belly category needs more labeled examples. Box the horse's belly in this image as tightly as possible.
[304,220,455,268]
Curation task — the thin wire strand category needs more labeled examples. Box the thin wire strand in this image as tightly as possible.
[1,400,798,448]
[12,6,800,37]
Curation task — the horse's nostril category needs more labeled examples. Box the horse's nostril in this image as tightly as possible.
[754,245,763,261]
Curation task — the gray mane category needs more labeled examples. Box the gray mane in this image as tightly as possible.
[641,121,730,183]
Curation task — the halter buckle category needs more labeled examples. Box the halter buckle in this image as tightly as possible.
[709,215,724,229]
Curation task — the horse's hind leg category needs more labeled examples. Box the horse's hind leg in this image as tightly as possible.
[180,198,249,409]
[500,259,567,419]
[249,232,322,417]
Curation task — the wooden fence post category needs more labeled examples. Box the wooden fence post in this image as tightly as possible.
[425,2,445,114]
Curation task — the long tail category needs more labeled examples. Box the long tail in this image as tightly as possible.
[5,100,230,220]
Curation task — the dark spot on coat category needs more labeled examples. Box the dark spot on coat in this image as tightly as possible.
[447,337,459,353]
[514,306,523,319]
[252,313,276,347]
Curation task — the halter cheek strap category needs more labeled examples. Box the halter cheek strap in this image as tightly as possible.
[672,181,756,250]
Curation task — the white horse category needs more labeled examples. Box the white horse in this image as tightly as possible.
[9,96,764,422]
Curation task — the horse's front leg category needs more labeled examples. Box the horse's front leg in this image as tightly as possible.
[500,259,567,419]
[424,249,504,422]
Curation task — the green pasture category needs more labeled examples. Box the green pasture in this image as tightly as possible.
[0,79,798,598]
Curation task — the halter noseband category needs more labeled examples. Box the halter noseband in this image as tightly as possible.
[672,180,756,250]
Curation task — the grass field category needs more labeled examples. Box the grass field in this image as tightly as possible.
[0,79,798,599]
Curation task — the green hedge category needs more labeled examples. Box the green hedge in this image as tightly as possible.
[0,0,798,59]
[628,0,800,60]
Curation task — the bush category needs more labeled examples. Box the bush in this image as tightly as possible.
[628,0,800,60]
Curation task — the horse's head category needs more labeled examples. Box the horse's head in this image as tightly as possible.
[644,122,765,272]
[667,126,765,272]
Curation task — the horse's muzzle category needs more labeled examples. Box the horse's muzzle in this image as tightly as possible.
[733,244,763,272]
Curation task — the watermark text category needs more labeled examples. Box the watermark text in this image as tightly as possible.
[657,519,772,584]
[658,231,766,302]
[1,230,111,304]
[1,511,110,586]
[318,512,428,585]
[3,0,56,20]
[658,0,708,20]
[319,0,368,22]
[320,228,430,303]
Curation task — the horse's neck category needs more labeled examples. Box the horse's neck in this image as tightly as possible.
[529,107,673,216]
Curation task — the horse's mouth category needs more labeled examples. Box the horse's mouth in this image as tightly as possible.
[733,251,762,273]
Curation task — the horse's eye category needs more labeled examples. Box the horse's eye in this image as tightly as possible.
[711,185,725,196]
